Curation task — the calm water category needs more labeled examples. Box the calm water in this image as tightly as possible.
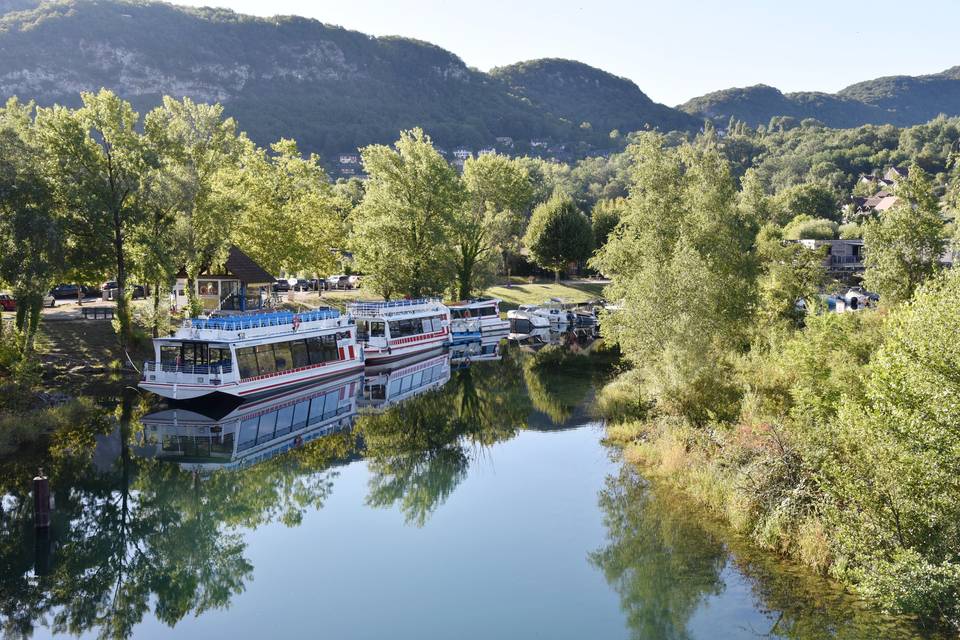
[0,338,940,639]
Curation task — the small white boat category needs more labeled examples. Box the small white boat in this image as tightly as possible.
[140,308,363,401]
[348,298,451,366]
[507,308,551,337]
[448,297,510,335]
[516,301,574,328]
[359,350,451,412]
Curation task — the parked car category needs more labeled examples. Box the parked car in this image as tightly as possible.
[273,280,290,293]
[348,275,362,288]
[1,293,56,310]
[101,281,146,300]
[50,284,84,299]
[325,275,351,290]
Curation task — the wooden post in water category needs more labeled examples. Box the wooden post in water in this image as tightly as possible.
[33,468,50,529]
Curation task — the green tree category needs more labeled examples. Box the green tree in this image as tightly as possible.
[454,153,532,298]
[0,99,63,356]
[590,197,626,249]
[235,139,341,277]
[523,192,593,282]
[144,97,244,315]
[862,166,944,303]
[755,223,827,329]
[591,134,757,423]
[782,214,838,240]
[36,90,147,346]
[350,129,463,298]
[772,183,840,225]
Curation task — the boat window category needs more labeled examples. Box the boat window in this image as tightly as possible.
[356,320,369,341]
[388,321,400,337]
[400,374,413,393]
[273,341,293,372]
[160,345,180,365]
[292,401,309,430]
[388,379,401,396]
[411,371,423,388]
[209,346,231,368]
[236,347,259,378]
[323,390,339,419]
[451,308,465,319]
[421,318,432,333]
[308,395,326,425]
[275,405,294,436]
[306,335,339,364]
[323,334,339,361]
[255,344,277,375]
[480,306,497,317]
[290,339,310,368]
[257,412,277,443]
[238,416,258,451]
[370,322,385,337]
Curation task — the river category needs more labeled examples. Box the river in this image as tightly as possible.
[0,337,941,639]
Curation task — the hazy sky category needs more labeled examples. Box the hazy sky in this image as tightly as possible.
[175,0,957,106]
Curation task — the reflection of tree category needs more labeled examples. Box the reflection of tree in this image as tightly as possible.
[591,466,931,640]
[361,352,531,525]
[589,466,725,640]
[0,390,361,640]
[521,344,596,425]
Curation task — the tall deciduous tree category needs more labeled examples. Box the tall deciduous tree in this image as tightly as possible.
[454,153,532,299]
[235,139,340,277]
[590,134,758,423]
[36,90,147,347]
[351,129,463,299]
[523,192,593,282]
[0,99,63,355]
[863,164,944,304]
[144,97,244,315]
[591,197,626,250]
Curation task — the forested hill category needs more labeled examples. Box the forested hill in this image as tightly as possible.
[681,67,960,129]
[490,59,699,137]
[0,0,697,159]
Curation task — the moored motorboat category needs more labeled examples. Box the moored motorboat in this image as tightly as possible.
[516,300,575,328]
[506,308,550,337]
[139,308,363,401]
[348,298,451,365]
[448,297,510,335]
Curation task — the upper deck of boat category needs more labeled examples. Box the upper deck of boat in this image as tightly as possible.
[347,298,447,320]
[164,308,349,343]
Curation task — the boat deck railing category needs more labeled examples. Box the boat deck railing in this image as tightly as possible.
[348,298,442,317]
[144,361,234,376]
[184,308,340,331]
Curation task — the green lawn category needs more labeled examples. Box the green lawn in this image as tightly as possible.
[482,280,607,310]
[285,280,608,311]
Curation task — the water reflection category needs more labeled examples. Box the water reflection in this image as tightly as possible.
[0,338,938,640]
[591,465,942,640]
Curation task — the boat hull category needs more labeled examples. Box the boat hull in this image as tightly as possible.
[362,333,450,366]
[138,360,366,401]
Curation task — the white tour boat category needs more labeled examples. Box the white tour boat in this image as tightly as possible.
[448,298,510,335]
[140,308,363,401]
[359,350,451,412]
[506,308,551,336]
[348,298,451,366]
[139,373,362,472]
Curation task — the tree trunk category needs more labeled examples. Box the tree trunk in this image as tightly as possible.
[554,268,560,283]
[151,282,162,338]
[113,210,130,349]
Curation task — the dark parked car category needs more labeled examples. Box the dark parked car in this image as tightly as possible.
[101,281,146,299]
[273,280,290,293]
[51,284,84,299]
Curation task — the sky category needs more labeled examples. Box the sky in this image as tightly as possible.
[174,0,958,106]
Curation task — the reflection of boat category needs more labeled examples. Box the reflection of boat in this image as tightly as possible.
[450,334,503,365]
[449,316,482,344]
[359,350,451,412]
[139,374,363,471]
[140,309,364,401]
[448,298,510,335]
[348,299,451,365]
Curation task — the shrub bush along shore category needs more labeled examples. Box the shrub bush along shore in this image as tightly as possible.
[597,199,960,628]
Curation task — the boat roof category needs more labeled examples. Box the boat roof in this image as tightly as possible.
[448,297,501,307]
[348,298,446,318]
[164,308,346,342]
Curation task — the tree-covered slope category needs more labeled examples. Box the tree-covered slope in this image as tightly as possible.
[681,68,960,129]
[491,58,699,141]
[0,0,698,160]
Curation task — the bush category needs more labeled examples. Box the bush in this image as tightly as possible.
[783,214,839,240]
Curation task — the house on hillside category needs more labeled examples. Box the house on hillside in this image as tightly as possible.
[172,246,276,313]
[478,147,496,156]
[495,136,514,148]
[797,239,865,277]
[884,166,909,183]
